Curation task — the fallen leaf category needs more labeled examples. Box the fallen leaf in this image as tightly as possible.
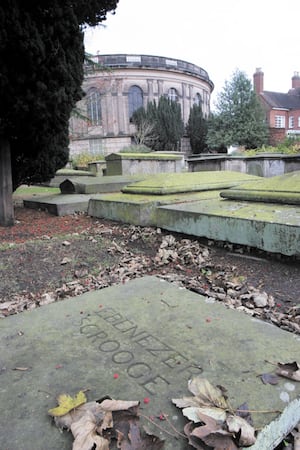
[181,406,227,423]
[61,257,72,265]
[99,399,139,411]
[48,390,87,417]
[54,401,104,430]
[187,377,229,409]
[191,413,238,449]
[226,414,256,446]
[71,410,110,450]
[276,361,300,381]
[260,373,280,385]
[184,422,210,450]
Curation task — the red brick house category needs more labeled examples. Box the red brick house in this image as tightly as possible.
[253,68,300,145]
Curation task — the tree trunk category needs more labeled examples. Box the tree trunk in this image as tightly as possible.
[0,138,14,226]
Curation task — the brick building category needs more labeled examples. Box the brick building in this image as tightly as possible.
[253,68,300,145]
[69,54,214,156]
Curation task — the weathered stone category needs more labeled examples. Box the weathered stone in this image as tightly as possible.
[1,276,300,450]
[220,171,300,204]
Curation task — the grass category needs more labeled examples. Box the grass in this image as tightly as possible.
[14,185,60,196]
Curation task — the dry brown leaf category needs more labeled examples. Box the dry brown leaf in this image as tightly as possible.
[54,401,104,430]
[187,377,229,409]
[226,414,256,446]
[260,372,280,385]
[99,398,139,411]
[181,406,227,423]
[276,361,300,381]
[71,410,110,450]
[184,422,211,450]
[191,412,238,450]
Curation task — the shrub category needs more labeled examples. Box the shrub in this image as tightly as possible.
[71,152,105,168]
[244,138,300,156]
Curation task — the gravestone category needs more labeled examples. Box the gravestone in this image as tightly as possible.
[1,276,300,449]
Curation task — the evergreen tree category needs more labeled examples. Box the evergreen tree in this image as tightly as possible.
[0,0,118,226]
[155,96,184,151]
[132,98,184,151]
[186,104,208,153]
[206,70,268,151]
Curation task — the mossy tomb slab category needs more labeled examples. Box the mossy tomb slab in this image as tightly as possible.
[88,190,222,226]
[23,194,91,216]
[221,171,300,204]
[60,175,146,194]
[157,198,300,255]
[1,276,300,450]
[122,171,259,195]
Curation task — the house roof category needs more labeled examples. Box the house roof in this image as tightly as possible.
[261,90,300,110]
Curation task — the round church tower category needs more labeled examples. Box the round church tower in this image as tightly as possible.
[69,54,214,156]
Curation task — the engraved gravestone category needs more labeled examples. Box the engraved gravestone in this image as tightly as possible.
[1,276,300,449]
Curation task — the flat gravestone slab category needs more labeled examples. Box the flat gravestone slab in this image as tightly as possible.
[23,194,91,216]
[60,175,146,195]
[88,190,222,226]
[157,199,300,255]
[221,171,300,204]
[1,276,300,450]
[122,171,259,194]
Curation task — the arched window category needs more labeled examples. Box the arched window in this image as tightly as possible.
[128,85,143,119]
[168,87,178,102]
[194,93,202,106]
[87,88,101,126]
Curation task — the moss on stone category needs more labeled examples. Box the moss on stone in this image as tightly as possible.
[109,153,182,160]
[228,171,300,193]
[221,190,300,205]
[122,171,259,195]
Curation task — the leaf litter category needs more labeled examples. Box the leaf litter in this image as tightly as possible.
[48,392,164,450]
[172,377,256,449]
[1,217,299,336]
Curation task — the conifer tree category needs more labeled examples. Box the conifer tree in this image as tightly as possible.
[206,70,268,151]
[186,104,208,153]
[0,0,118,226]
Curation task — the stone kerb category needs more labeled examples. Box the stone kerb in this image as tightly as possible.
[105,152,184,176]
[187,154,300,177]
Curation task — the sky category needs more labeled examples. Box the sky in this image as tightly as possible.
[84,0,300,106]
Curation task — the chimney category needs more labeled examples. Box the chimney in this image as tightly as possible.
[253,68,264,94]
[292,71,300,89]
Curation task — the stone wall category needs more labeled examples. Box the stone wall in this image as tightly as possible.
[188,154,300,177]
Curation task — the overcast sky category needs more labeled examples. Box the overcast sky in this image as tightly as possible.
[84,0,300,105]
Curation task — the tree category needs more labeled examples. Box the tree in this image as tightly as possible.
[131,107,158,147]
[206,69,268,151]
[132,97,185,152]
[0,0,118,226]
[186,104,208,153]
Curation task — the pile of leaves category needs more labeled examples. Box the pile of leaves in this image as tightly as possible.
[48,364,300,450]
[172,377,256,449]
[48,391,164,450]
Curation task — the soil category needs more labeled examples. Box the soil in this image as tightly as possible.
[0,207,299,329]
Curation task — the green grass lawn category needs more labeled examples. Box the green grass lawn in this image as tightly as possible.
[14,185,60,196]
[13,185,60,206]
